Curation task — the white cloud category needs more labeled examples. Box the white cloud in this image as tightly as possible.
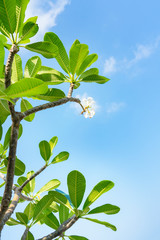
[106,102,125,114]
[104,57,117,74]
[25,0,70,39]
[103,37,160,75]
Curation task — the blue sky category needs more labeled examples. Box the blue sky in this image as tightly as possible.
[1,0,160,239]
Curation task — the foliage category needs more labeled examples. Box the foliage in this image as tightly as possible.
[0,0,119,239]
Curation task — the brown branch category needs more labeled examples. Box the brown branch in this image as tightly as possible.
[37,215,78,240]
[18,164,47,192]
[67,83,74,98]
[21,227,30,240]
[19,97,85,120]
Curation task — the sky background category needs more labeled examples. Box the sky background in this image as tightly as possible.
[1,0,160,239]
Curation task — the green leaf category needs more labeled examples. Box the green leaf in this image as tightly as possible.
[16,212,28,226]
[24,202,35,220]
[33,195,55,221]
[0,34,7,44]
[27,171,35,193]
[36,88,65,102]
[25,231,34,240]
[80,74,110,84]
[79,68,99,80]
[88,204,120,215]
[48,191,73,212]
[6,218,21,226]
[37,179,60,195]
[18,176,30,194]
[59,204,69,224]
[25,42,58,59]
[0,100,10,124]
[0,41,5,77]
[0,0,16,35]
[36,73,64,85]
[69,43,89,75]
[15,0,30,36]
[4,157,25,176]
[19,16,38,37]
[51,151,69,164]
[44,32,70,74]
[4,78,48,98]
[20,21,38,40]
[37,66,66,79]
[84,217,117,231]
[0,124,2,141]
[49,136,58,152]
[24,56,42,78]
[39,140,51,162]
[0,20,10,39]
[67,170,86,209]
[68,236,89,240]
[77,54,98,76]
[42,213,60,230]
[21,99,35,122]
[83,180,114,210]
[4,124,23,150]
[11,54,23,83]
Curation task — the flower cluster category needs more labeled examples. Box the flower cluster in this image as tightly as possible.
[81,97,96,118]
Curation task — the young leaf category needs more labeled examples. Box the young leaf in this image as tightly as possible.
[68,236,89,240]
[18,176,31,194]
[36,73,64,85]
[77,54,98,76]
[6,218,21,226]
[24,56,42,78]
[67,170,86,209]
[15,0,30,36]
[48,191,73,211]
[0,20,10,39]
[44,32,70,74]
[80,75,110,84]
[42,213,60,230]
[11,54,23,83]
[69,43,89,75]
[49,136,58,152]
[84,217,117,231]
[33,195,55,221]
[79,68,99,80]
[0,0,16,35]
[37,66,66,78]
[39,140,51,162]
[51,151,69,164]
[21,99,35,122]
[88,204,120,215]
[0,41,5,77]
[21,21,39,40]
[16,212,28,226]
[4,78,48,98]
[59,204,69,224]
[24,202,35,220]
[83,180,114,210]
[19,16,38,37]
[36,88,65,102]
[27,171,35,193]
[25,42,59,59]
[37,179,61,195]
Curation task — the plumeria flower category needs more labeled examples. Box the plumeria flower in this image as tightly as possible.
[81,97,96,118]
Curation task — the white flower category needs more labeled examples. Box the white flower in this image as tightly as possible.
[81,97,96,118]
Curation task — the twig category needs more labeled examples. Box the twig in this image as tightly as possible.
[37,215,78,240]
[19,97,85,120]
[21,227,30,240]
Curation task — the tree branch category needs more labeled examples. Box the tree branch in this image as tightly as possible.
[21,227,30,240]
[19,97,85,120]
[18,164,47,192]
[67,83,74,98]
[37,215,78,240]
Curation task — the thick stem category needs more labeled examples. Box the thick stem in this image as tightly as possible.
[67,83,74,98]
[0,120,20,223]
[21,227,30,240]
[37,215,78,240]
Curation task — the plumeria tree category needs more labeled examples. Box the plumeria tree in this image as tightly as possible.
[0,0,120,239]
